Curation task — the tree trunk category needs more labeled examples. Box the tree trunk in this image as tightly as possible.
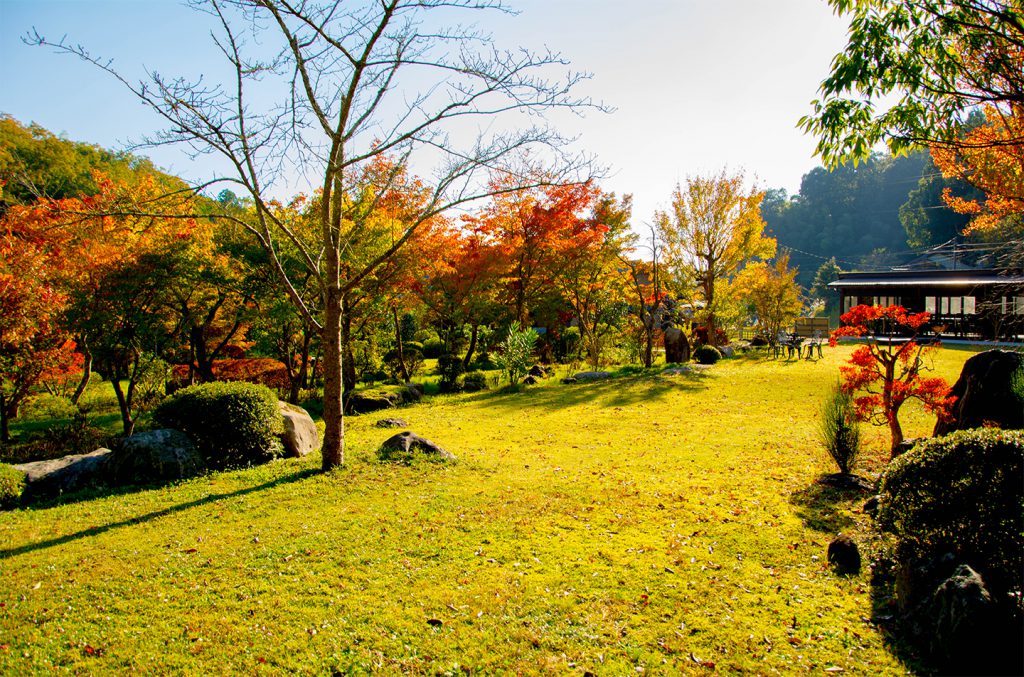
[0,394,10,443]
[463,323,479,370]
[110,374,135,437]
[71,341,93,405]
[321,287,345,470]
[341,304,357,396]
[393,307,410,382]
[288,330,312,405]
[191,326,216,382]
[888,411,904,458]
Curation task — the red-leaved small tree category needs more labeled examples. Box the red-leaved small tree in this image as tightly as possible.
[830,305,955,457]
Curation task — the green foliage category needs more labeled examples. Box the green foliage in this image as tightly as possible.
[421,338,444,359]
[555,326,582,362]
[153,381,283,470]
[0,463,25,509]
[761,154,925,287]
[0,115,184,204]
[819,384,862,474]
[877,429,1024,597]
[496,322,539,385]
[693,345,721,365]
[798,0,1022,166]
[383,346,423,381]
[399,313,418,343]
[436,354,466,392]
[21,394,78,422]
[2,412,109,464]
[471,351,496,371]
[413,330,438,344]
[462,371,488,392]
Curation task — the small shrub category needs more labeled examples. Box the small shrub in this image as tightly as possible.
[2,413,109,464]
[496,322,539,385]
[412,329,438,344]
[437,354,466,392]
[0,464,25,509]
[462,371,488,392]
[471,351,496,370]
[21,394,78,422]
[153,381,283,470]
[694,345,722,365]
[877,429,1023,599]
[383,346,424,381]
[421,338,444,359]
[819,384,861,474]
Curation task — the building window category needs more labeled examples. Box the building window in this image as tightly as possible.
[873,295,898,307]
[843,295,857,313]
[964,296,976,314]
[925,296,936,314]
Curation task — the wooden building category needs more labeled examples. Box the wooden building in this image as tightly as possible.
[829,268,1024,339]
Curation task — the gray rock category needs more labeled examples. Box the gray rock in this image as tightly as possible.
[398,386,422,404]
[572,371,612,380]
[827,534,861,575]
[278,401,318,458]
[935,349,1024,435]
[14,447,113,498]
[719,345,734,358]
[662,366,692,376]
[377,432,456,463]
[522,375,538,385]
[347,392,399,415]
[560,377,577,384]
[375,417,409,428]
[110,429,206,485]
[527,365,547,379]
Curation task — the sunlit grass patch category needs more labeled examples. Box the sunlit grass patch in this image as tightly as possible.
[0,344,980,673]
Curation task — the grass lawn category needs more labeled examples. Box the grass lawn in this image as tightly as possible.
[0,344,981,674]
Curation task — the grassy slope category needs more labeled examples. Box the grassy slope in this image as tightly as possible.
[0,345,978,674]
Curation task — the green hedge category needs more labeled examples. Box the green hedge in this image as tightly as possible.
[153,381,283,470]
[877,429,1024,597]
[462,371,488,392]
[0,464,26,509]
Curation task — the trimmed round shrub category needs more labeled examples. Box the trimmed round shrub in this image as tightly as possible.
[694,345,722,365]
[153,381,284,470]
[421,337,444,359]
[877,429,1023,598]
[21,394,78,421]
[0,464,26,509]
[462,371,488,392]
[437,354,466,391]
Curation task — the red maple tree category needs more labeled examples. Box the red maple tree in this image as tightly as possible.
[830,304,955,457]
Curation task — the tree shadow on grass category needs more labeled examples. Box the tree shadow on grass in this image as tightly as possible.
[788,476,874,534]
[464,371,710,412]
[0,467,319,561]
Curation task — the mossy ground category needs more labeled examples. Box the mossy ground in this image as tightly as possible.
[0,344,980,674]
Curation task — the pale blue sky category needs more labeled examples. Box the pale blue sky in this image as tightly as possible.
[1,0,850,222]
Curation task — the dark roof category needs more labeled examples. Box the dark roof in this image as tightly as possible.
[829,269,1024,289]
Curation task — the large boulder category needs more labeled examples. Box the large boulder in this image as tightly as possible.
[934,349,1023,436]
[572,371,612,381]
[347,392,400,415]
[14,447,113,498]
[278,401,318,458]
[109,429,206,485]
[664,326,690,364]
[377,432,456,463]
[918,565,1006,673]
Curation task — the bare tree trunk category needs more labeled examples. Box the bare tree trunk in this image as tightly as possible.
[321,289,345,470]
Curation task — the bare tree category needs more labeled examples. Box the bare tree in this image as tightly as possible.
[31,0,601,469]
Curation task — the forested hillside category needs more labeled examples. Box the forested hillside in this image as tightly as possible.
[762,150,977,287]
